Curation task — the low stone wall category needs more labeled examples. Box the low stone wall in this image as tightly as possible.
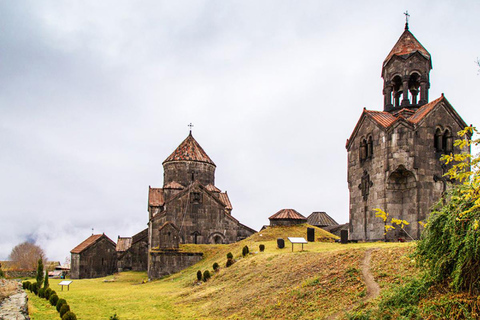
[4,270,36,279]
[148,250,203,280]
[0,279,30,320]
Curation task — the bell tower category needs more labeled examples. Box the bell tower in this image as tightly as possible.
[382,17,432,113]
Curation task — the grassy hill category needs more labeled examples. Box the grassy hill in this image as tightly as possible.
[26,225,417,320]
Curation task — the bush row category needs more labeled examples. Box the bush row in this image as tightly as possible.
[22,280,77,320]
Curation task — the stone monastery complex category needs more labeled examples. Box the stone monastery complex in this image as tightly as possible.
[70,22,469,279]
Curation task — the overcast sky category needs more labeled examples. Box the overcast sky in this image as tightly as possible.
[1,1,479,262]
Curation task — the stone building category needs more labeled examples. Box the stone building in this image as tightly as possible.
[70,233,117,279]
[346,23,469,241]
[116,229,148,272]
[307,212,338,228]
[147,132,256,278]
[269,209,307,226]
[148,132,255,246]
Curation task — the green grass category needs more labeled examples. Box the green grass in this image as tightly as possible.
[26,225,415,320]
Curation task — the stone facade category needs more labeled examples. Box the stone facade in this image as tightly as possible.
[346,24,469,241]
[148,251,203,279]
[70,234,117,279]
[116,229,148,272]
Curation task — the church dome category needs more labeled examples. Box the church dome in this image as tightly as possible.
[163,133,216,187]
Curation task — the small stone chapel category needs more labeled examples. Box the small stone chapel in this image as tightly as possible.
[346,21,470,241]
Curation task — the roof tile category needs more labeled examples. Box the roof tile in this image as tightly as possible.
[218,192,232,210]
[307,212,338,227]
[163,133,215,166]
[384,29,431,66]
[71,234,115,254]
[269,209,307,220]
[149,187,165,207]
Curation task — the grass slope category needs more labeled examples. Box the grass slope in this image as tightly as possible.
[27,225,415,320]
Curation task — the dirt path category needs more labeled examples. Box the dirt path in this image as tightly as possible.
[326,248,380,320]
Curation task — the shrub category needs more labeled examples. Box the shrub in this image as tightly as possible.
[212,262,219,271]
[226,258,234,268]
[203,270,211,282]
[59,304,70,317]
[45,288,52,300]
[109,314,120,320]
[62,311,77,320]
[36,258,44,288]
[242,246,249,257]
[32,282,38,295]
[56,298,67,312]
[49,294,59,306]
[259,244,265,252]
[23,281,30,290]
[0,266,5,278]
[226,252,233,259]
[38,288,45,298]
[44,272,49,288]
[196,270,202,281]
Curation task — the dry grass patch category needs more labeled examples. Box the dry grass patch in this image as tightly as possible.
[0,279,19,302]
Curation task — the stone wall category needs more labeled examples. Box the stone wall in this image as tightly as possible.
[71,238,117,279]
[148,251,203,280]
[163,161,215,187]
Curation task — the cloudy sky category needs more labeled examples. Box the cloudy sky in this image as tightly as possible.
[1,1,479,262]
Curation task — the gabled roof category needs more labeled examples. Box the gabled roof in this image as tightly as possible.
[163,133,216,166]
[383,27,431,68]
[148,187,164,207]
[218,192,232,210]
[159,221,179,232]
[71,234,116,254]
[132,228,148,244]
[307,212,338,227]
[164,181,184,190]
[116,237,132,252]
[269,209,307,220]
[346,95,467,149]
[205,184,221,193]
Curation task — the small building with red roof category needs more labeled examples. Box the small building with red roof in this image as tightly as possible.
[269,209,307,226]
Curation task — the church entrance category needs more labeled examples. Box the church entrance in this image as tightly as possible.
[386,165,417,240]
[208,232,225,244]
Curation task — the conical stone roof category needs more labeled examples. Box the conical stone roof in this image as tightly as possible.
[163,133,216,166]
[383,27,431,68]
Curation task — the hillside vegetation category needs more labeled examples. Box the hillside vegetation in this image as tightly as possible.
[27,225,417,320]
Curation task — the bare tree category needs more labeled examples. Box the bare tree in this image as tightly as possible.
[9,242,46,270]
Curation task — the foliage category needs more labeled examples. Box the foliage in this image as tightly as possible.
[259,244,265,252]
[0,263,4,278]
[202,270,211,282]
[56,298,67,312]
[226,252,233,259]
[49,293,59,306]
[32,281,38,294]
[212,262,219,271]
[36,258,44,288]
[60,304,71,317]
[416,126,480,294]
[242,245,249,257]
[62,311,77,320]
[226,258,234,268]
[196,270,202,281]
[45,287,52,300]
[44,270,49,288]
[22,281,30,290]
[38,287,45,298]
[374,208,411,239]
[109,314,120,320]
[9,241,46,270]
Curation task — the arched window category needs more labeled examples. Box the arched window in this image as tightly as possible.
[408,73,421,105]
[392,76,403,107]
[359,138,367,162]
[444,129,453,153]
[434,128,443,152]
[367,135,373,159]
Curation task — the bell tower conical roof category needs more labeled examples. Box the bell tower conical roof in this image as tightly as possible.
[163,132,216,166]
[382,23,432,113]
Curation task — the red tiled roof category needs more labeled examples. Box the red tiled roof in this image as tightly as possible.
[218,192,232,210]
[269,209,307,220]
[408,96,444,124]
[149,187,164,207]
[205,184,221,193]
[164,181,184,190]
[384,28,431,67]
[116,237,132,252]
[163,133,215,166]
[366,110,398,128]
[71,234,115,254]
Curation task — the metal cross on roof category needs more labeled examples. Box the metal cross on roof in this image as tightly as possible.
[188,122,194,133]
[404,10,410,30]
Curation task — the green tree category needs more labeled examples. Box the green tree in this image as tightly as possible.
[416,126,480,294]
[36,258,44,288]
[44,269,49,288]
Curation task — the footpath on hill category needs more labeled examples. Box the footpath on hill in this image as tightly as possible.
[0,279,30,320]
